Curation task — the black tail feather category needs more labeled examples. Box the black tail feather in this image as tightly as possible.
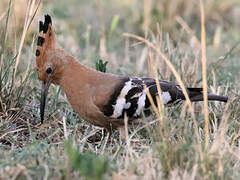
[190,93,228,102]
[186,87,228,102]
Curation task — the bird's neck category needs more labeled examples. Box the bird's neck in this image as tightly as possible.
[57,51,102,96]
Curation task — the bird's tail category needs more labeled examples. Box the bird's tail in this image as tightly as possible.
[188,88,228,102]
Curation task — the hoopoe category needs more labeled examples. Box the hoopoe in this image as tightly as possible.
[36,15,228,132]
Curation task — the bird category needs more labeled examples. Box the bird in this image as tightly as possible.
[36,15,228,133]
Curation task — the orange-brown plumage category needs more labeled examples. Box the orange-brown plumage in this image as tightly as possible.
[57,56,125,129]
[36,15,228,132]
[36,16,126,129]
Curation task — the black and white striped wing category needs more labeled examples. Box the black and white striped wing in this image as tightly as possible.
[100,77,186,119]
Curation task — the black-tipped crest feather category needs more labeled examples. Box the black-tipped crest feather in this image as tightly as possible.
[37,36,45,46]
[39,21,44,32]
[42,14,52,33]
[45,14,52,24]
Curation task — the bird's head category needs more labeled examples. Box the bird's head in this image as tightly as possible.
[36,15,63,124]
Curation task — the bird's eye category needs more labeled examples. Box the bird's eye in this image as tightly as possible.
[46,67,53,74]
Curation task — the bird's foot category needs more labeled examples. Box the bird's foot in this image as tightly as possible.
[87,129,108,143]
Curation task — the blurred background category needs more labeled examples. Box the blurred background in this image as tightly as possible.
[1,0,240,83]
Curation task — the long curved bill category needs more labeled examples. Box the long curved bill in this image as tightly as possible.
[40,81,51,124]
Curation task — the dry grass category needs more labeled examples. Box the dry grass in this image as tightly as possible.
[0,0,240,179]
[200,0,210,150]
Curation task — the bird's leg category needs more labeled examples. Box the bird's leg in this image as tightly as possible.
[118,126,126,144]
